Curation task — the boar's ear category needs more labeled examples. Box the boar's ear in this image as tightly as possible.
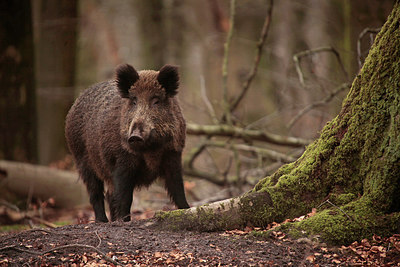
[116,64,139,98]
[157,64,179,97]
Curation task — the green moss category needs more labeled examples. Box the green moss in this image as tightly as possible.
[281,198,400,245]
[0,224,30,233]
[155,205,243,232]
[250,230,271,239]
[154,209,197,231]
[330,193,357,206]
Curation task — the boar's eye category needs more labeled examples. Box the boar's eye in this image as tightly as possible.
[131,96,137,106]
[151,97,160,107]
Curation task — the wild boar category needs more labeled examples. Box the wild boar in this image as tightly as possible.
[65,64,189,222]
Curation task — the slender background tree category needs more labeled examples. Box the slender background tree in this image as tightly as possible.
[0,0,36,162]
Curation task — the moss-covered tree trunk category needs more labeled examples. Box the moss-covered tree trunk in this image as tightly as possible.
[157,2,400,245]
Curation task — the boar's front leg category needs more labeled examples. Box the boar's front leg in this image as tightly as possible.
[162,151,190,209]
[108,167,135,222]
[81,168,108,223]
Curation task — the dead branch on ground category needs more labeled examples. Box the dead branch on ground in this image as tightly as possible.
[0,200,57,228]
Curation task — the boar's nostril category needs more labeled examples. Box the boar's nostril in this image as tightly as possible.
[128,135,144,143]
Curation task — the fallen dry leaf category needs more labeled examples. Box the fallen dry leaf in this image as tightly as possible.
[306,254,315,262]
[154,252,163,258]
[370,246,380,253]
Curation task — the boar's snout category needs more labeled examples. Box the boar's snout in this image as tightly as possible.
[128,130,144,144]
[128,121,145,145]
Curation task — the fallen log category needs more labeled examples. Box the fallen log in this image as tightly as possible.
[0,160,88,208]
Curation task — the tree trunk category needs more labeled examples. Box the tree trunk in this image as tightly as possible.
[33,0,77,164]
[134,0,166,69]
[155,2,400,245]
[0,0,37,162]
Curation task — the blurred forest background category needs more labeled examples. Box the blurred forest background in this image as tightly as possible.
[0,0,395,220]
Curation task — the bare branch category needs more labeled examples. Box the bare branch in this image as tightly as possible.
[318,199,354,222]
[288,82,350,129]
[357,27,381,69]
[183,141,208,169]
[230,0,274,113]
[186,123,311,147]
[293,46,348,86]
[232,147,242,188]
[25,214,57,228]
[203,140,296,163]
[94,230,102,248]
[222,0,236,125]
[200,75,219,124]
[0,245,41,255]
[183,167,225,186]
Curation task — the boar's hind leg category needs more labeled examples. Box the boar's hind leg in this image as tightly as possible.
[108,167,135,222]
[162,152,190,209]
[81,168,108,222]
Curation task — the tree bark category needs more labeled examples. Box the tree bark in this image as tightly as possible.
[155,2,400,245]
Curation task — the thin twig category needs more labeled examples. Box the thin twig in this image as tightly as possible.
[0,245,41,255]
[204,147,223,175]
[0,200,20,212]
[204,140,296,163]
[25,214,57,228]
[357,27,381,69]
[222,0,236,125]
[223,156,234,184]
[186,123,312,147]
[318,199,353,221]
[200,75,219,124]
[230,0,274,113]
[183,140,208,169]
[293,46,348,87]
[25,228,55,235]
[183,167,225,186]
[95,230,102,248]
[288,82,350,129]
[232,146,242,189]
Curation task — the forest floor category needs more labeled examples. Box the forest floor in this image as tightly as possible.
[1,207,400,266]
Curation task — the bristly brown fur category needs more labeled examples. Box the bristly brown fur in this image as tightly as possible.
[65,64,189,223]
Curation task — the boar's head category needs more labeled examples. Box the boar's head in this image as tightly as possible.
[116,64,180,152]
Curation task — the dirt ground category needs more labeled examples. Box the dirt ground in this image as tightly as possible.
[1,214,400,266]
